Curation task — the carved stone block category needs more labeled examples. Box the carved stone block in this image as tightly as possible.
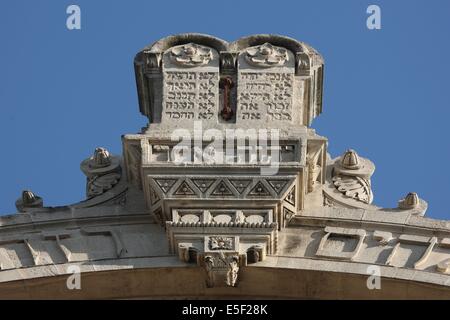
[237,43,296,127]
[315,226,366,261]
[161,43,220,126]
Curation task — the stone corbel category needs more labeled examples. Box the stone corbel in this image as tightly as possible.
[245,245,265,264]
[203,252,241,288]
[174,234,271,287]
[178,244,200,264]
[177,244,242,287]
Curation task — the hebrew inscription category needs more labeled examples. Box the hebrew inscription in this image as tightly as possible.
[162,44,219,123]
[237,44,295,125]
[238,72,293,122]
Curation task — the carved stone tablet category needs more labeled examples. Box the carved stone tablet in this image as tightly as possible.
[237,43,296,127]
[161,43,220,126]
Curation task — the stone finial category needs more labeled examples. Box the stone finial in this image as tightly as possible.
[81,147,120,178]
[91,147,111,168]
[340,149,361,170]
[80,147,121,198]
[22,190,37,204]
[398,192,419,209]
[15,190,43,212]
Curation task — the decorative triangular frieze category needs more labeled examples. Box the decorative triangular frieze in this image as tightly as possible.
[229,179,252,194]
[211,181,234,196]
[248,181,271,197]
[283,207,295,223]
[192,179,215,193]
[174,181,196,196]
[154,179,177,194]
[267,179,290,195]
[285,186,296,206]
[150,187,160,205]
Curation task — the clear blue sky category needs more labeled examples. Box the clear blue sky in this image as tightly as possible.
[1,0,449,219]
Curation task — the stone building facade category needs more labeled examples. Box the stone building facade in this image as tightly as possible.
[0,34,449,299]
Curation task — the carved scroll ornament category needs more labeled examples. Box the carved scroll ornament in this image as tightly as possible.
[245,43,289,67]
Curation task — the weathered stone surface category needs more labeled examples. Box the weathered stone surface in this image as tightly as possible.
[1,33,449,298]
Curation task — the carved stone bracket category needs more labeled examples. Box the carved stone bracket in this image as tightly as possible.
[178,240,243,288]
[204,252,241,287]
[167,210,277,287]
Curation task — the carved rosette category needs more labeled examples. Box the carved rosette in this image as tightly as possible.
[209,236,234,250]
[244,43,289,67]
[169,43,213,67]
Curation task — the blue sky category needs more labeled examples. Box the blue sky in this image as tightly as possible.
[0,0,449,219]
